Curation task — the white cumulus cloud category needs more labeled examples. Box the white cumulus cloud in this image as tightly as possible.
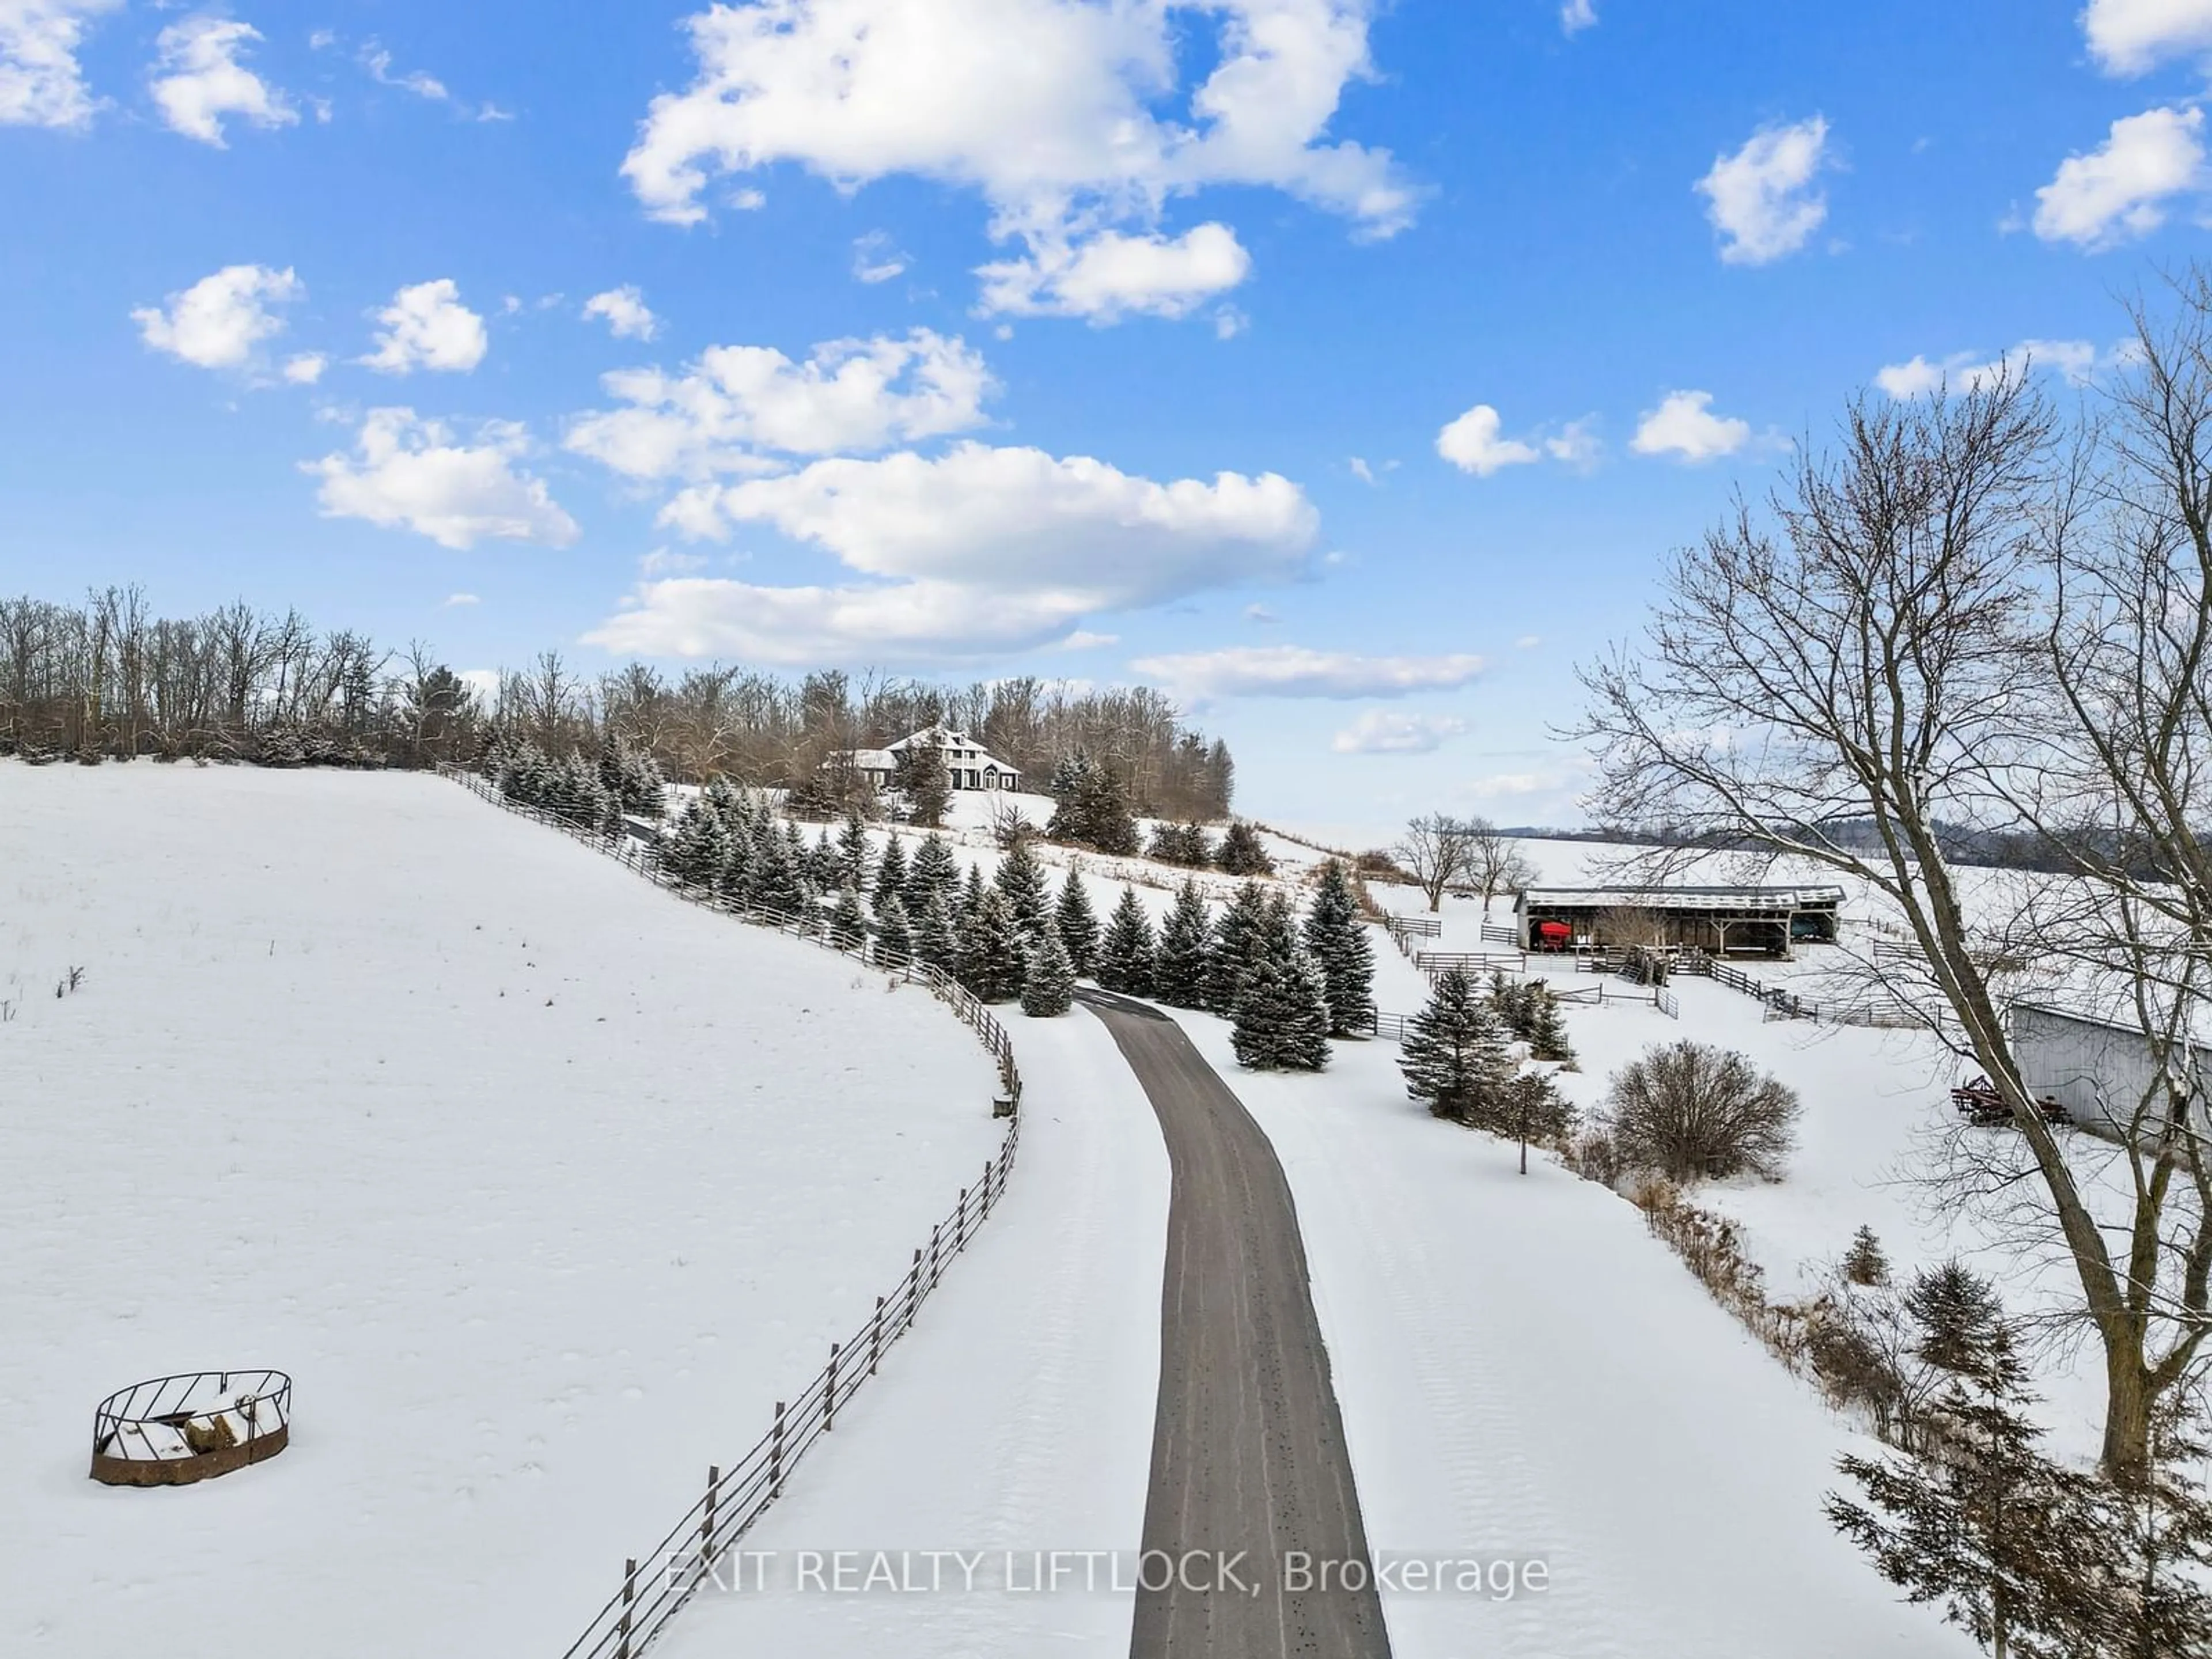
[148,15,296,146]
[362,279,489,374]
[590,443,1317,664]
[852,230,908,285]
[1435,404,1541,476]
[1,0,119,129]
[566,328,995,481]
[305,407,579,550]
[977,223,1252,323]
[1630,390,1751,463]
[131,263,302,370]
[2032,105,2204,250]
[1874,338,2104,399]
[1128,644,1484,703]
[1695,116,1831,266]
[619,0,1416,321]
[282,351,327,385]
[1331,709,1470,754]
[2083,0,2212,74]
[582,286,660,341]
[1559,0,1597,36]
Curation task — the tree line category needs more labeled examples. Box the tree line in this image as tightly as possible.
[0,590,1235,819]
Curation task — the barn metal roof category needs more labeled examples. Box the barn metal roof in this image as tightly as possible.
[1516,884,1847,911]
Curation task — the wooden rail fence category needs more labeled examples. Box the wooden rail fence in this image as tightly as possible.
[435,765,1025,1657]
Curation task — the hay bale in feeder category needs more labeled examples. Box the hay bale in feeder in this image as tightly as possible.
[180,1415,237,1456]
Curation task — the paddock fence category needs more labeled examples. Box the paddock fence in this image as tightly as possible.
[435,764,1026,1657]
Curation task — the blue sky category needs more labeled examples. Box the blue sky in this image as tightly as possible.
[3,0,2209,836]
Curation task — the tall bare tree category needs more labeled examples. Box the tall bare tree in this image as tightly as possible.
[1577,361,2212,1486]
[1397,813,1476,912]
[1465,817,1540,914]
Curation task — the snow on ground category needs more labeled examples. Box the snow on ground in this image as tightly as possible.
[0,763,1004,1658]
[1358,847,2128,1469]
[653,1010,1170,1659]
[1165,1009,1974,1658]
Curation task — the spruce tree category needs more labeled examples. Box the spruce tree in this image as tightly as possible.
[1207,880,1274,1014]
[664,801,717,888]
[906,832,960,917]
[1155,879,1214,1008]
[1097,889,1157,995]
[959,887,1027,1003]
[1522,980,1577,1064]
[1828,1271,2115,1659]
[916,889,960,974]
[1399,967,1514,1123]
[1055,870,1101,976]
[837,812,872,890]
[1020,930,1077,1017]
[1301,859,1376,1036]
[1215,820,1275,876]
[1230,938,1331,1071]
[897,730,952,827]
[995,837,1052,935]
[959,861,986,923]
[1842,1226,1892,1289]
[874,834,910,912]
[752,820,809,917]
[829,883,869,952]
[874,893,914,969]
[810,826,843,892]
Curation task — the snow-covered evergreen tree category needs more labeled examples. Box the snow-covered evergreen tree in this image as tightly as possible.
[1399,967,1514,1123]
[958,861,986,923]
[751,820,810,916]
[1020,930,1076,1017]
[1215,820,1275,876]
[809,826,843,892]
[959,887,1026,1003]
[1154,878,1213,1008]
[1230,938,1331,1071]
[1097,888,1157,995]
[874,835,910,911]
[1301,859,1376,1036]
[874,893,914,969]
[836,812,872,891]
[995,836,1052,935]
[1055,869,1100,976]
[905,832,960,918]
[829,883,869,950]
[916,889,960,974]
[1206,880,1274,1014]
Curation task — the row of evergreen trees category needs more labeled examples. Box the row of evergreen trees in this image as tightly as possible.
[490,731,666,836]
[1089,862,1375,1071]
[1397,965,1576,1171]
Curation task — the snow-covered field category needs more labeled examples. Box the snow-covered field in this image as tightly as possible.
[1171,1012,1975,1657]
[1354,832,2138,1470]
[0,763,1005,1658]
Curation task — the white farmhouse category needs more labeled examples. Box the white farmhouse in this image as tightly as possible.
[835,726,1022,793]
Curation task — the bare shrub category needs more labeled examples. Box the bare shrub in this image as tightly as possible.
[1603,1040,1801,1182]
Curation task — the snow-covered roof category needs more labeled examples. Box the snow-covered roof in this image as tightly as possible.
[846,749,897,771]
[1517,884,1847,911]
[883,727,1013,767]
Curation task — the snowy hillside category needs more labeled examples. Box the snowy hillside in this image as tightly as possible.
[0,763,1003,1658]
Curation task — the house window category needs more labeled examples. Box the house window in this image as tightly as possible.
[965,769,979,788]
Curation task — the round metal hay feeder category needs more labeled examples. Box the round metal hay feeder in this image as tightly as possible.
[90,1369,291,1487]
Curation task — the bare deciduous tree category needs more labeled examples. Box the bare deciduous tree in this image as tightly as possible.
[1576,338,2212,1486]
[1465,817,1539,914]
[1397,813,1476,912]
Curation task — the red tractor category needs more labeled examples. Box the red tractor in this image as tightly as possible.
[1533,921,1574,952]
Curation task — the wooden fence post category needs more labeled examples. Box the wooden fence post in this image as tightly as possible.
[825,1342,842,1431]
[955,1185,969,1251]
[618,1558,637,1659]
[906,1247,923,1330]
[870,1296,884,1376]
[927,1222,942,1294]
[770,1400,786,1496]
[979,1157,995,1219]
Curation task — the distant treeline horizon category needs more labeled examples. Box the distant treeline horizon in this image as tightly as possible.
[0,587,1237,821]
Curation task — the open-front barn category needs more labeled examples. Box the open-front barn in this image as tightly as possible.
[1514,883,1845,957]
